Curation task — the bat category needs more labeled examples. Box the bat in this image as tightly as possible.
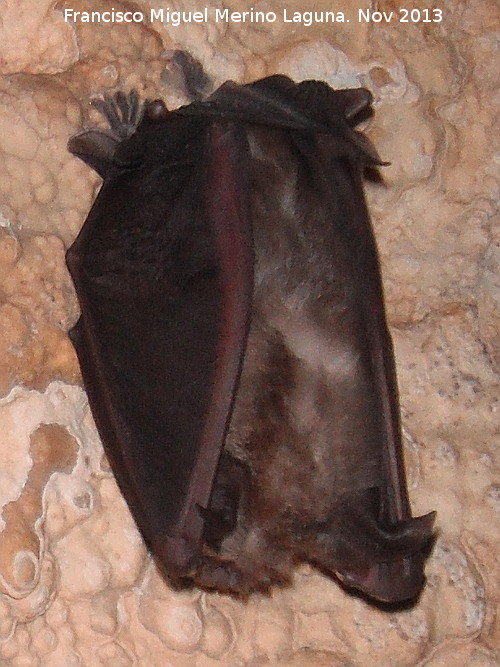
[66,56,435,603]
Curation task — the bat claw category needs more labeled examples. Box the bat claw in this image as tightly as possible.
[69,91,146,176]
[91,90,143,139]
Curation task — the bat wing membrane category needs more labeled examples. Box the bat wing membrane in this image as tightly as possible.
[67,116,252,571]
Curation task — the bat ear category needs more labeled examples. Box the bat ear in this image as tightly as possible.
[68,131,121,178]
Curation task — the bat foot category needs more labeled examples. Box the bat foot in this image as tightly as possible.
[68,91,144,176]
[91,90,142,139]
[162,50,212,101]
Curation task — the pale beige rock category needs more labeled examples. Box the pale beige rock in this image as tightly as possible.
[0,1,78,75]
[0,0,498,664]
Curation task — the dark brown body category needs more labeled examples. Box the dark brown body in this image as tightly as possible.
[66,70,435,603]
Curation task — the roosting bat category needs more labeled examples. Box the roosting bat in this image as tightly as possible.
[66,57,435,603]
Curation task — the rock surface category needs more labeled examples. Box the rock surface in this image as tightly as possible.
[0,1,498,664]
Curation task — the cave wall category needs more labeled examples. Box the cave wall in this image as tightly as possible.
[0,1,498,664]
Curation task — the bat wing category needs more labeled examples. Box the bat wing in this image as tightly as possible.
[66,97,252,574]
[298,106,435,601]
